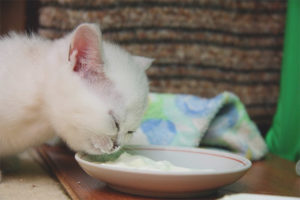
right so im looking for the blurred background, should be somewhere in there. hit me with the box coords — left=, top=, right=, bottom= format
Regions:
left=0, top=0, right=287, bottom=136
left=0, top=0, right=39, bottom=34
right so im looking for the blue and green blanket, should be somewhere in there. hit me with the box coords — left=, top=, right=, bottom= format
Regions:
left=130, top=92, right=268, bottom=160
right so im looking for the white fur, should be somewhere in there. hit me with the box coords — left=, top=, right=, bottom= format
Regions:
left=0, top=24, right=153, bottom=180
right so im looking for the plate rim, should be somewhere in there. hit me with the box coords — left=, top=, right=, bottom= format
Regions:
left=75, top=145, right=252, bottom=176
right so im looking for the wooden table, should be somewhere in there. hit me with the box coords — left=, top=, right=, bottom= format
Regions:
left=37, top=145, right=300, bottom=200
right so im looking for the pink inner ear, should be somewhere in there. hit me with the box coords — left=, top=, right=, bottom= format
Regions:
left=69, top=25, right=103, bottom=75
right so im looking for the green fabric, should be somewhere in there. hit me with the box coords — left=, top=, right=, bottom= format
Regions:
left=266, top=0, right=300, bottom=161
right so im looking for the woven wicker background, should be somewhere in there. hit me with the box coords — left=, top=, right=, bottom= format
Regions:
left=38, top=0, right=286, bottom=135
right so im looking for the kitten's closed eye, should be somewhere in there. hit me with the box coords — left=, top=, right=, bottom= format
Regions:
left=127, top=131, right=134, bottom=134
left=109, top=111, right=120, bottom=132
left=114, top=120, right=120, bottom=132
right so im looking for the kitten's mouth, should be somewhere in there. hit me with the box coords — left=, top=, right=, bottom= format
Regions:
left=111, top=141, right=121, bottom=152
left=90, top=135, right=120, bottom=154
left=113, top=141, right=118, bottom=149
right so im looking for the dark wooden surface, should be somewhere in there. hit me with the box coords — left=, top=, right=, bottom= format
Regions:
left=37, top=145, right=300, bottom=200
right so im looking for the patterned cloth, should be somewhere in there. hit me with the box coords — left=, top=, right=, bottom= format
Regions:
left=130, top=92, right=268, bottom=160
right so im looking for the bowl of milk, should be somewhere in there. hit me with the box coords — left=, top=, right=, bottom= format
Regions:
left=75, top=145, right=251, bottom=198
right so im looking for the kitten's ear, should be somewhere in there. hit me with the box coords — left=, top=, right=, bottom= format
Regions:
left=133, top=56, right=154, bottom=71
left=68, top=23, right=105, bottom=79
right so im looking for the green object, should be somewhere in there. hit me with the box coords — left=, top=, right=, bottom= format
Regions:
left=138, top=92, right=267, bottom=160
left=83, top=148, right=125, bottom=162
left=266, top=0, right=300, bottom=161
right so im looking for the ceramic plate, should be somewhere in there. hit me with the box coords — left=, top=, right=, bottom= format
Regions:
left=75, top=145, right=251, bottom=198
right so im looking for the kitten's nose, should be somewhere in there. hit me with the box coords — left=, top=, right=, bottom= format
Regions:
left=115, top=133, right=132, bottom=147
left=115, top=133, right=126, bottom=147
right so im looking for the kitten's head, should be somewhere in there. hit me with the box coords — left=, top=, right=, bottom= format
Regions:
left=54, top=23, right=153, bottom=154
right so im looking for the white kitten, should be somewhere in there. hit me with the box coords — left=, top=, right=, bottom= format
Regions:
left=0, top=23, right=153, bottom=179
